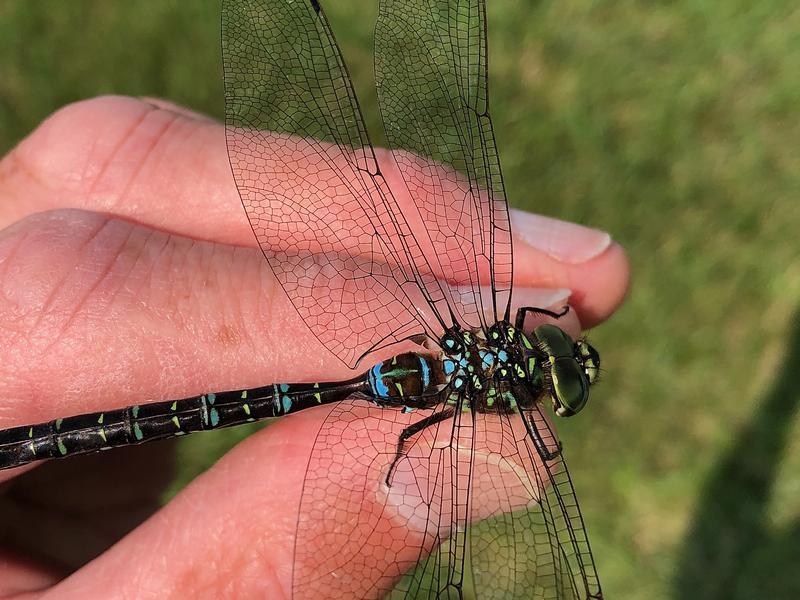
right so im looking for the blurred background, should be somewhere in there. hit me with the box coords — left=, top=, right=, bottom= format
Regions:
left=1, top=1, right=798, bottom=598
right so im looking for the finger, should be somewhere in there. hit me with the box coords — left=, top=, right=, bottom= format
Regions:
left=0, top=211, right=576, bottom=597
left=1, top=441, right=175, bottom=571
left=42, top=402, right=557, bottom=599
left=0, top=550, right=59, bottom=598
left=42, top=409, right=342, bottom=599
left=0, top=210, right=574, bottom=461
left=0, top=96, right=244, bottom=245
left=0, top=210, right=347, bottom=436
left=0, top=96, right=628, bottom=326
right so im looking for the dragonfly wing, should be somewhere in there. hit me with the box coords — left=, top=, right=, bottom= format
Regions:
left=470, top=391, right=602, bottom=599
left=222, top=0, right=455, bottom=367
left=293, top=393, right=476, bottom=599
left=375, top=0, right=514, bottom=328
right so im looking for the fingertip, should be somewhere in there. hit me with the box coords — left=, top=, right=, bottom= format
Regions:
left=569, top=240, right=630, bottom=329
left=511, top=234, right=629, bottom=330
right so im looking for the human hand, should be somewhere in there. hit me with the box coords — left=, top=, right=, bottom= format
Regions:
left=0, top=96, right=628, bottom=598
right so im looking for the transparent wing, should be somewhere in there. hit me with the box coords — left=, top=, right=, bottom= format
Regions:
left=375, top=0, right=514, bottom=328
left=222, top=0, right=456, bottom=367
left=469, top=386, right=603, bottom=599
left=293, top=392, right=475, bottom=599
left=294, top=388, right=602, bottom=599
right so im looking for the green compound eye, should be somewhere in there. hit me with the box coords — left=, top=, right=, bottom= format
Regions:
left=534, top=324, right=596, bottom=417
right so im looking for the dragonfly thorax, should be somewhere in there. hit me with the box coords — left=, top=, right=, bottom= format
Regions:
left=440, top=323, right=528, bottom=395
left=438, top=320, right=600, bottom=418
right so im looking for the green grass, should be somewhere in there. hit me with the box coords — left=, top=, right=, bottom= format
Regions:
left=2, top=1, right=799, bottom=598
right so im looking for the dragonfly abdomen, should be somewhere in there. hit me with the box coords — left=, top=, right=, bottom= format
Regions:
left=0, top=378, right=366, bottom=470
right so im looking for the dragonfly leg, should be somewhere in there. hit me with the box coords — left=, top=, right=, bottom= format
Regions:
left=385, top=407, right=455, bottom=486
left=521, top=410, right=563, bottom=463
left=515, top=305, right=570, bottom=329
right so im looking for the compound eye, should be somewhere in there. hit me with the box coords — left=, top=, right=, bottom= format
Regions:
left=577, top=340, right=601, bottom=384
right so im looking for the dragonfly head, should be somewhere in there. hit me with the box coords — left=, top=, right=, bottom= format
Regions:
left=530, top=324, right=601, bottom=418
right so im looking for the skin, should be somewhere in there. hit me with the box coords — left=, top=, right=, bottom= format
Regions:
left=0, top=96, right=629, bottom=599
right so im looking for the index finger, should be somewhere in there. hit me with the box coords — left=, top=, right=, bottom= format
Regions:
left=0, top=96, right=628, bottom=327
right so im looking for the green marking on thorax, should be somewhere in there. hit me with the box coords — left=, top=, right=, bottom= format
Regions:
left=241, top=390, right=248, bottom=399
left=97, top=413, right=104, bottom=424
left=55, top=418, right=63, bottom=431
left=171, top=416, right=181, bottom=429
left=243, top=403, right=251, bottom=415
left=57, top=438, right=67, bottom=456
left=170, top=401, right=177, bottom=411
left=28, top=427, right=33, bottom=438
left=132, top=406, right=140, bottom=419
left=99, top=429, right=107, bottom=443
left=472, top=375, right=482, bottom=390
left=133, top=423, right=143, bottom=441
left=383, top=366, right=415, bottom=378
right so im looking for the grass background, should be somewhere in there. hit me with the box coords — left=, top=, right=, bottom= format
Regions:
left=1, top=1, right=798, bottom=598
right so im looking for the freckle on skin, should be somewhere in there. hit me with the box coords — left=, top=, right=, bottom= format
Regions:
left=216, top=324, right=241, bottom=346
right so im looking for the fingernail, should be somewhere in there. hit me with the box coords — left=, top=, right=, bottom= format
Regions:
left=443, top=286, right=571, bottom=321
left=510, top=287, right=572, bottom=310
left=510, top=208, right=611, bottom=264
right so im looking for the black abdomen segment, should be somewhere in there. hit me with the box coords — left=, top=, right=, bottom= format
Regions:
left=0, top=377, right=366, bottom=470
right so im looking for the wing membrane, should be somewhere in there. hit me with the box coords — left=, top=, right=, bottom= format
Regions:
left=293, top=393, right=474, bottom=598
left=222, top=0, right=455, bottom=366
left=375, top=0, right=514, bottom=328
left=469, top=386, right=602, bottom=599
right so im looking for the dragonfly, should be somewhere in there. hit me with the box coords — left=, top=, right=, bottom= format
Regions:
left=0, top=0, right=603, bottom=598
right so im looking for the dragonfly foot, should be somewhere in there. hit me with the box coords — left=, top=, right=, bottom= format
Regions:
left=515, top=305, right=571, bottom=329
left=537, top=440, right=563, bottom=462
left=385, top=407, right=455, bottom=487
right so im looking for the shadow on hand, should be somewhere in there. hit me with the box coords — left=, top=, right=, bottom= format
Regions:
left=0, top=439, right=176, bottom=574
